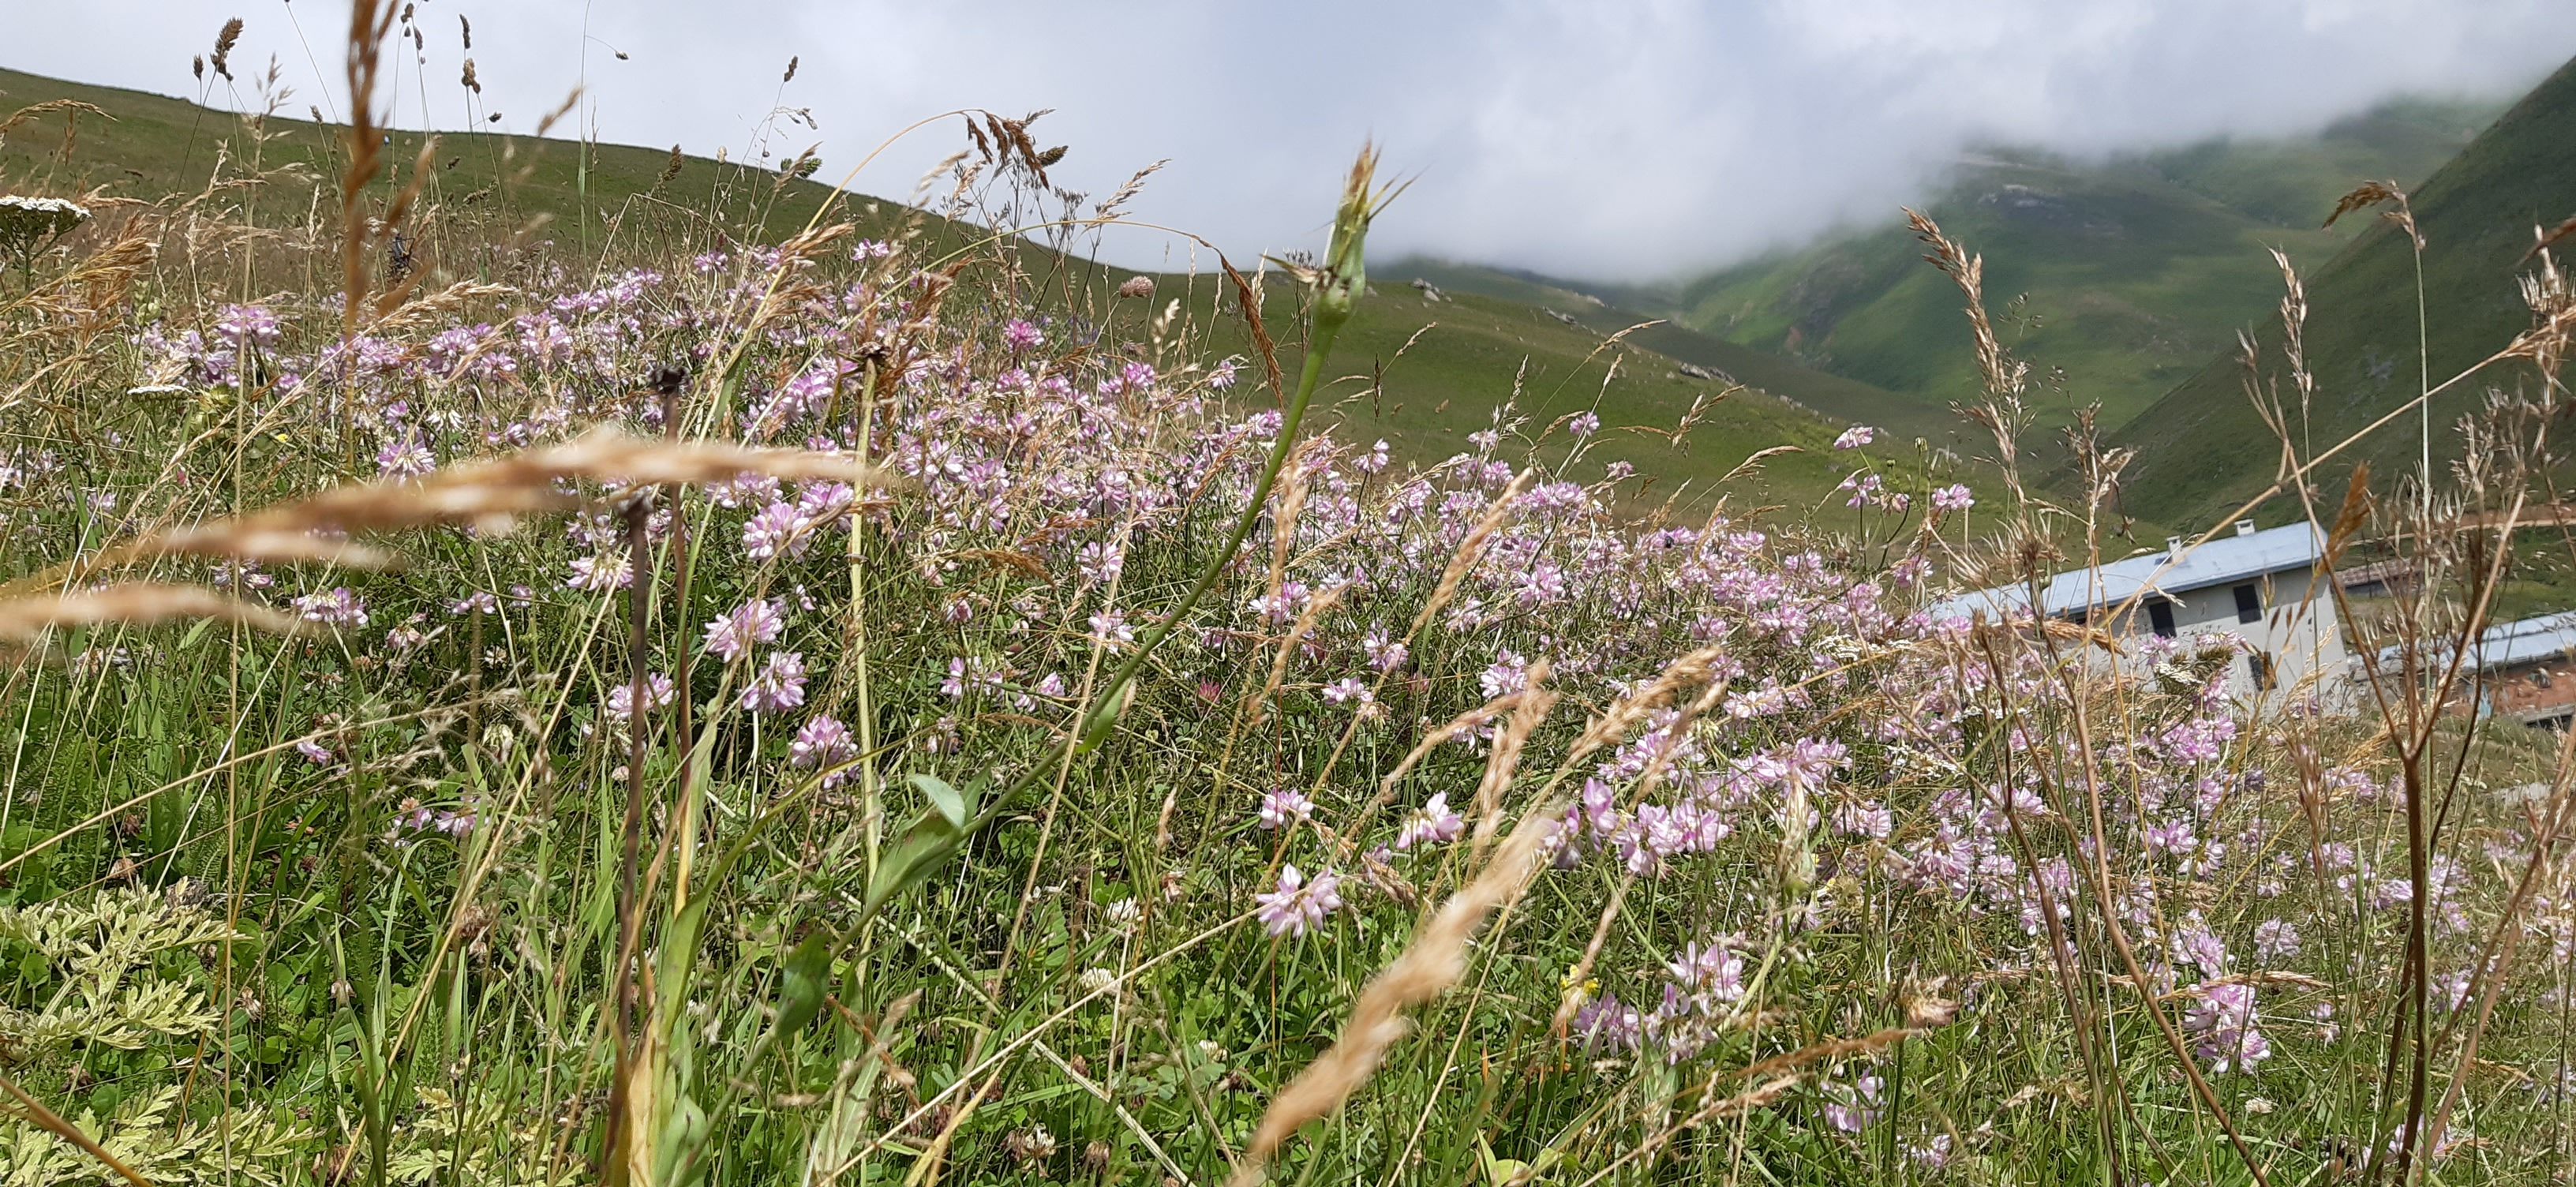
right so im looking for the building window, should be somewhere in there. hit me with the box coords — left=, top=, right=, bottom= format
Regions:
left=2148, top=601, right=2177, bottom=638
left=2233, top=583, right=2262, bottom=624
left=2249, top=652, right=2275, bottom=691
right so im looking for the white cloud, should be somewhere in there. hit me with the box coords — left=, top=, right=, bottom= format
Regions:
left=6, top=0, right=2571, bottom=280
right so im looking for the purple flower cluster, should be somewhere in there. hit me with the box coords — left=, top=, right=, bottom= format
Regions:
left=789, top=714, right=858, bottom=785
left=1255, top=865, right=1344, bottom=938
left=2185, top=982, right=2271, bottom=1073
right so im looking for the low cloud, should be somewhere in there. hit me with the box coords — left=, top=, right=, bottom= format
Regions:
left=11, top=0, right=2574, bottom=280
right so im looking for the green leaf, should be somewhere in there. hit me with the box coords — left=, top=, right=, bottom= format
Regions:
left=909, top=773, right=969, bottom=828
left=1073, top=683, right=1133, bottom=756
left=656, top=1094, right=713, bottom=1187
left=1477, top=1135, right=1561, bottom=1187
left=773, top=931, right=833, bottom=1037
left=655, top=892, right=716, bottom=1011
left=860, top=811, right=964, bottom=921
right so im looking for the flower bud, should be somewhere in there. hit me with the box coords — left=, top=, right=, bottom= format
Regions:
left=1312, top=145, right=1384, bottom=333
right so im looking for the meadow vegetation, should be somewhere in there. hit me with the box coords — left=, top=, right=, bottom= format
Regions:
left=2, top=15, right=2576, bottom=1187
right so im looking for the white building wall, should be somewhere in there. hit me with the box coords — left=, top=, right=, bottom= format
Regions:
left=1935, top=526, right=2362, bottom=714
left=2105, top=567, right=2348, bottom=710
left=2179, top=568, right=2344, bottom=709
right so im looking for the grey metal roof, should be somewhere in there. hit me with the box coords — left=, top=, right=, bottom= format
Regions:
left=1930, top=522, right=2323, bottom=623
left=2375, top=610, right=2576, bottom=673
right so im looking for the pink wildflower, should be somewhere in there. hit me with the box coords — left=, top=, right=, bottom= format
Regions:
left=702, top=599, right=785, bottom=661
left=1258, top=788, right=1313, bottom=829
left=742, top=651, right=809, bottom=714
left=1395, top=792, right=1464, bottom=850
left=1254, top=865, right=1343, bottom=938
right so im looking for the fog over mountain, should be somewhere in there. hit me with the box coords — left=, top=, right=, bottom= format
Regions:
left=10, top=0, right=2576, bottom=279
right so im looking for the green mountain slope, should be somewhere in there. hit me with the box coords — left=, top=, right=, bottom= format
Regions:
left=0, top=66, right=849, bottom=241
left=1386, top=258, right=1960, bottom=447
left=1283, top=281, right=1880, bottom=514
left=2111, top=58, right=2576, bottom=530
left=1575, top=97, right=2499, bottom=437
left=0, top=66, right=1896, bottom=517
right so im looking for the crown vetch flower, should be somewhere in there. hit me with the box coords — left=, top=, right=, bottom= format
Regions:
left=1254, top=864, right=1344, bottom=938
left=605, top=673, right=676, bottom=722
left=1257, top=787, right=1313, bottom=829
left=790, top=713, right=858, bottom=784
left=1395, top=792, right=1464, bottom=850
left=742, top=651, right=809, bottom=714
left=293, top=587, right=372, bottom=628
left=1823, top=1075, right=1885, bottom=1133
left=567, top=552, right=633, bottom=591
left=703, top=598, right=784, bottom=661
left=743, top=500, right=811, bottom=560
left=2185, top=982, right=2271, bottom=1073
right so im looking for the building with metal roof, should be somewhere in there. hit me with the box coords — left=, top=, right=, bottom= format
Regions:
left=2370, top=611, right=2576, bottom=728
left=1931, top=519, right=2351, bottom=708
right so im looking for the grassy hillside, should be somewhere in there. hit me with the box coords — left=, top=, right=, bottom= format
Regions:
left=0, top=66, right=1914, bottom=522
left=2113, top=58, right=2576, bottom=529
left=1570, top=97, right=2499, bottom=439
left=1272, top=283, right=1877, bottom=515
left=0, top=66, right=846, bottom=246
left=1386, top=258, right=1964, bottom=448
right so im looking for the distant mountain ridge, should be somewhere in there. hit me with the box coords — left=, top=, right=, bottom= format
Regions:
left=1525, top=94, right=2506, bottom=440
left=2102, top=57, right=2576, bottom=529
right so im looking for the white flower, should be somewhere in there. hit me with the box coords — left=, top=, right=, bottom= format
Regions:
left=0, top=196, right=90, bottom=261
left=0, top=195, right=92, bottom=230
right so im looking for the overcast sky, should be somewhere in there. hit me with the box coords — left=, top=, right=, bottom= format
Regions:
left=9, top=1, right=2576, bottom=280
